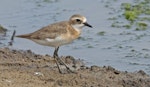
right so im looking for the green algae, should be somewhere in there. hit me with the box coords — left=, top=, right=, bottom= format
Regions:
left=108, top=0, right=150, bottom=30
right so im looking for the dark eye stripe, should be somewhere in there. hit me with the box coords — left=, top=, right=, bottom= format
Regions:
left=76, top=19, right=81, bottom=22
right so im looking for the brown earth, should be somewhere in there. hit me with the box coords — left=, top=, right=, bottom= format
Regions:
left=0, top=47, right=150, bottom=87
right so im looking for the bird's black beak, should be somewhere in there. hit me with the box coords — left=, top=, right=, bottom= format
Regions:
left=83, top=22, right=92, bottom=28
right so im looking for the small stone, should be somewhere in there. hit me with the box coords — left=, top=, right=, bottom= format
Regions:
left=91, top=65, right=100, bottom=72
left=137, top=70, right=146, bottom=76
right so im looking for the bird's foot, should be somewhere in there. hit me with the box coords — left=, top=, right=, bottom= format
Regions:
left=54, top=56, right=77, bottom=74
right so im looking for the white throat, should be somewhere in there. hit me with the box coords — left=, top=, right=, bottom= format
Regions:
left=72, top=24, right=84, bottom=29
left=71, top=24, right=84, bottom=33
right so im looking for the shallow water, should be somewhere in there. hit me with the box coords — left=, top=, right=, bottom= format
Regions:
left=1, top=0, right=150, bottom=74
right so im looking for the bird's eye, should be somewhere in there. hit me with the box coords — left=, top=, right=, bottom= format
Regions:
left=76, top=19, right=81, bottom=22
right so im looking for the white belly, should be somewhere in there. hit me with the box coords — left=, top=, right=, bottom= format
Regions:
left=31, top=37, right=73, bottom=47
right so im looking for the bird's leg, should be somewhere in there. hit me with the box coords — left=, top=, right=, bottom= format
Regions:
left=53, top=47, right=62, bottom=73
left=53, top=47, right=74, bottom=73
left=53, top=47, right=59, bottom=58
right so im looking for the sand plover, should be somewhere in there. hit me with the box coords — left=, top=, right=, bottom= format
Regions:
left=16, top=14, right=92, bottom=73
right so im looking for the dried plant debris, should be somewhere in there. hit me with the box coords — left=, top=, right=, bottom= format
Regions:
left=0, top=25, right=7, bottom=34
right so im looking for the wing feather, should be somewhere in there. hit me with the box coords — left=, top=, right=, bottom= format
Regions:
left=17, top=21, right=69, bottom=40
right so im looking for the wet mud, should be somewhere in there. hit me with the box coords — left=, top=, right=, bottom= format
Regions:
left=0, top=47, right=150, bottom=87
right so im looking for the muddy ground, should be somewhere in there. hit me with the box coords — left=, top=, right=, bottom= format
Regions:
left=0, top=47, right=150, bottom=87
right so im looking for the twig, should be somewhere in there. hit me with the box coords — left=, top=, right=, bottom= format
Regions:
left=8, top=30, right=16, bottom=46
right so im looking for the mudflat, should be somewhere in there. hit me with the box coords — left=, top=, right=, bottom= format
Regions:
left=0, top=47, right=150, bottom=87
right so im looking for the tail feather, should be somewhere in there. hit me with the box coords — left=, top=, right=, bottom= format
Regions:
left=16, top=34, right=31, bottom=38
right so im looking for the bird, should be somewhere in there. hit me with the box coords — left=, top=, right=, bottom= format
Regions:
left=16, top=14, right=92, bottom=73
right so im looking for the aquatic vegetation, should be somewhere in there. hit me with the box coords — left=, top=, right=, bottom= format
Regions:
left=97, top=31, right=106, bottom=36
left=108, top=0, right=150, bottom=30
left=87, top=45, right=94, bottom=48
left=136, top=22, right=148, bottom=30
left=122, top=3, right=131, bottom=10
left=122, top=24, right=131, bottom=29
left=124, top=11, right=137, bottom=21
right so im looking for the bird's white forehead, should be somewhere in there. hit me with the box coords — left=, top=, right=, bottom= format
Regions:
left=72, top=17, right=87, bottom=22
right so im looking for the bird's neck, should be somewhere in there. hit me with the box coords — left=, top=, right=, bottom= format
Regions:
left=71, top=24, right=83, bottom=34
